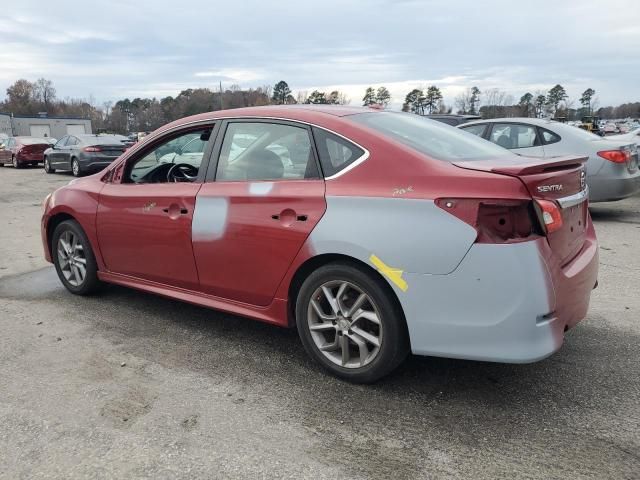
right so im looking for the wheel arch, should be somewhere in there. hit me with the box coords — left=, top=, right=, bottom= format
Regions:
left=287, top=253, right=408, bottom=338
left=46, top=212, right=77, bottom=258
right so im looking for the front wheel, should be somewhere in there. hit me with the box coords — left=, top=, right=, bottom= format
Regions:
left=44, top=156, right=55, bottom=173
left=71, top=158, right=82, bottom=177
left=52, top=220, right=101, bottom=295
left=12, top=155, right=21, bottom=169
left=295, top=262, right=409, bottom=383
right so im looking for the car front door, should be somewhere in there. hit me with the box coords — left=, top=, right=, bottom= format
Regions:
left=96, top=124, right=216, bottom=290
left=487, top=122, right=546, bottom=157
left=192, top=119, right=327, bottom=306
left=64, top=136, right=79, bottom=168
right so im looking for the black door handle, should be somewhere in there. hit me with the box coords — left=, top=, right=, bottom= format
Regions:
left=163, top=207, right=189, bottom=214
left=271, top=213, right=308, bottom=221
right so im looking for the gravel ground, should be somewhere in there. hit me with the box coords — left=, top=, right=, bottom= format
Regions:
left=0, top=166, right=639, bottom=479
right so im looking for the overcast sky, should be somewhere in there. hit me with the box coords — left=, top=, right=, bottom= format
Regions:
left=1, top=0, right=638, bottom=110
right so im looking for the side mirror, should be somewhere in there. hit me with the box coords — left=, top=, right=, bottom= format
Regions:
left=0, top=144, right=5, bottom=150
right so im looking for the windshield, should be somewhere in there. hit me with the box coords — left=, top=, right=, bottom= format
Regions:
left=350, top=112, right=513, bottom=161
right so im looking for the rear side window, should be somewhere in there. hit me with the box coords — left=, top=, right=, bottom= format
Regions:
left=312, top=127, right=365, bottom=177
left=540, top=128, right=561, bottom=145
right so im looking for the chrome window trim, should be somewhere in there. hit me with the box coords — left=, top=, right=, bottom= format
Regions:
left=145, top=115, right=371, bottom=180
left=557, top=187, right=589, bottom=209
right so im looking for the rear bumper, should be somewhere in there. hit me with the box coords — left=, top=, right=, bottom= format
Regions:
left=588, top=171, right=640, bottom=202
left=16, top=153, right=44, bottom=162
left=399, top=223, right=598, bottom=363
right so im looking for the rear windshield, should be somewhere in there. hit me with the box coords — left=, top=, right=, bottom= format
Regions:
left=17, top=137, right=48, bottom=145
left=79, top=135, right=127, bottom=146
left=350, top=112, right=513, bottom=161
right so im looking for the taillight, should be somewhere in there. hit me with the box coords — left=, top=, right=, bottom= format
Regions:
left=435, top=198, right=542, bottom=243
left=597, top=150, right=630, bottom=163
left=83, top=146, right=102, bottom=152
left=534, top=199, right=563, bottom=233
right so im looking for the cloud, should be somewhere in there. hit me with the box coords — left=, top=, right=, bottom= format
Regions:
left=0, top=0, right=638, bottom=109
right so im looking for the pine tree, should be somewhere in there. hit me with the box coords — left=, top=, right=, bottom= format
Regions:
left=362, top=87, right=376, bottom=106
left=271, top=80, right=291, bottom=105
left=424, top=86, right=442, bottom=114
left=375, top=86, right=391, bottom=107
left=580, top=88, right=596, bottom=116
left=546, top=84, right=568, bottom=115
left=519, top=92, right=533, bottom=117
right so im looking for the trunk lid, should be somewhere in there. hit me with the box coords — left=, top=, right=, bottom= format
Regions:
left=454, top=155, right=589, bottom=265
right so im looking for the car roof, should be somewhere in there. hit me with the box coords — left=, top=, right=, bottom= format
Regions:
left=461, top=117, right=559, bottom=127
left=427, top=114, right=481, bottom=119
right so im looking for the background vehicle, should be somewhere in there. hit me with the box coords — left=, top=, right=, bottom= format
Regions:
left=579, top=115, right=603, bottom=136
left=424, top=114, right=481, bottom=126
left=0, top=136, right=50, bottom=168
left=459, top=118, right=640, bottom=202
left=42, top=106, right=598, bottom=383
left=44, top=134, right=129, bottom=176
left=607, top=127, right=640, bottom=147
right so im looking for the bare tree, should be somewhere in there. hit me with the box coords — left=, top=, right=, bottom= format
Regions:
left=33, top=78, right=56, bottom=110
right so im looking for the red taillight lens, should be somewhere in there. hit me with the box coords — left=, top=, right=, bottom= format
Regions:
left=83, top=146, right=101, bottom=152
left=435, top=198, right=541, bottom=243
left=534, top=199, right=563, bottom=233
left=597, top=150, right=630, bottom=163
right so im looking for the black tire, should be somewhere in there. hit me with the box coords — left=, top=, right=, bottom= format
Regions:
left=295, top=262, right=409, bottom=383
left=44, top=156, right=55, bottom=173
left=71, top=158, right=82, bottom=177
left=12, top=155, right=22, bottom=169
left=52, top=220, right=101, bottom=295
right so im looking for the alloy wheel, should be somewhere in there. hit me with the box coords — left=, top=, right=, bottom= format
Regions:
left=307, top=280, right=383, bottom=368
left=72, top=159, right=80, bottom=176
left=57, top=230, right=87, bottom=287
left=12, top=156, right=17, bottom=168
left=44, top=157, right=51, bottom=173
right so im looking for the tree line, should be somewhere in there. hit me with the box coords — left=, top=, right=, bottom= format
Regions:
left=0, top=79, right=351, bottom=134
left=1, top=78, right=638, bottom=135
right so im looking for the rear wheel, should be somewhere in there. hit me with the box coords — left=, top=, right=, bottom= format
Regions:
left=44, top=156, right=55, bottom=173
left=52, top=220, right=101, bottom=295
left=295, top=262, right=409, bottom=383
left=71, top=158, right=81, bottom=177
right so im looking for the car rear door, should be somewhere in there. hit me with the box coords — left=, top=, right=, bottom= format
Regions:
left=192, top=119, right=326, bottom=306
left=49, top=136, right=69, bottom=168
left=96, top=124, right=216, bottom=290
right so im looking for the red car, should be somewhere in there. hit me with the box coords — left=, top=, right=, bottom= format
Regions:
left=0, top=136, right=51, bottom=168
left=41, top=106, right=598, bottom=382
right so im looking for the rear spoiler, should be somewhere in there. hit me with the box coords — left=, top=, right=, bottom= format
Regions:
left=453, top=155, right=588, bottom=176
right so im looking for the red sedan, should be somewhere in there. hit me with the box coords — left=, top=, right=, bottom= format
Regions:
left=0, top=136, right=51, bottom=168
left=41, top=106, right=598, bottom=382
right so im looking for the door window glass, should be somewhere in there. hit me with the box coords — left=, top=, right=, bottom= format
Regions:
left=125, top=128, right=211, bottom=184
left=540, top=128, right=561, bottom=145
left=312, top=128, right=364, bottom=177
left=490, top=124, right=539, bottom=149
left=216, top=122, right=316, bottom=181
left=460, top=124, right=487, bottom=137
left=66, top=136, right=79, bottom=146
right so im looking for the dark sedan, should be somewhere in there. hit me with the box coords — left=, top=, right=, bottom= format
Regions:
left=44, top=134, right=130, bottom=176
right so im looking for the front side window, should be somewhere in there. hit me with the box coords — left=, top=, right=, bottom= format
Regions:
left=55, top=136, right=69, bottom=148
left=460, top=124, right=488, bottom=137
left=489, top=123, right=539, bottom=149
left=125, top=128, right=211, bottom=184
left=350, top=112, right=512, bottom=162
left=67, top=136, right=79, bottom=146
left=216, top=122, right=316, bottom=181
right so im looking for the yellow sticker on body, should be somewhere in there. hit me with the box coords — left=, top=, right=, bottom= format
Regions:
left=369, top=254, right=408, bottom=292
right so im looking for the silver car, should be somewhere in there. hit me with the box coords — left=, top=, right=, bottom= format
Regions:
left=459, top=118, right=640, bottom=202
